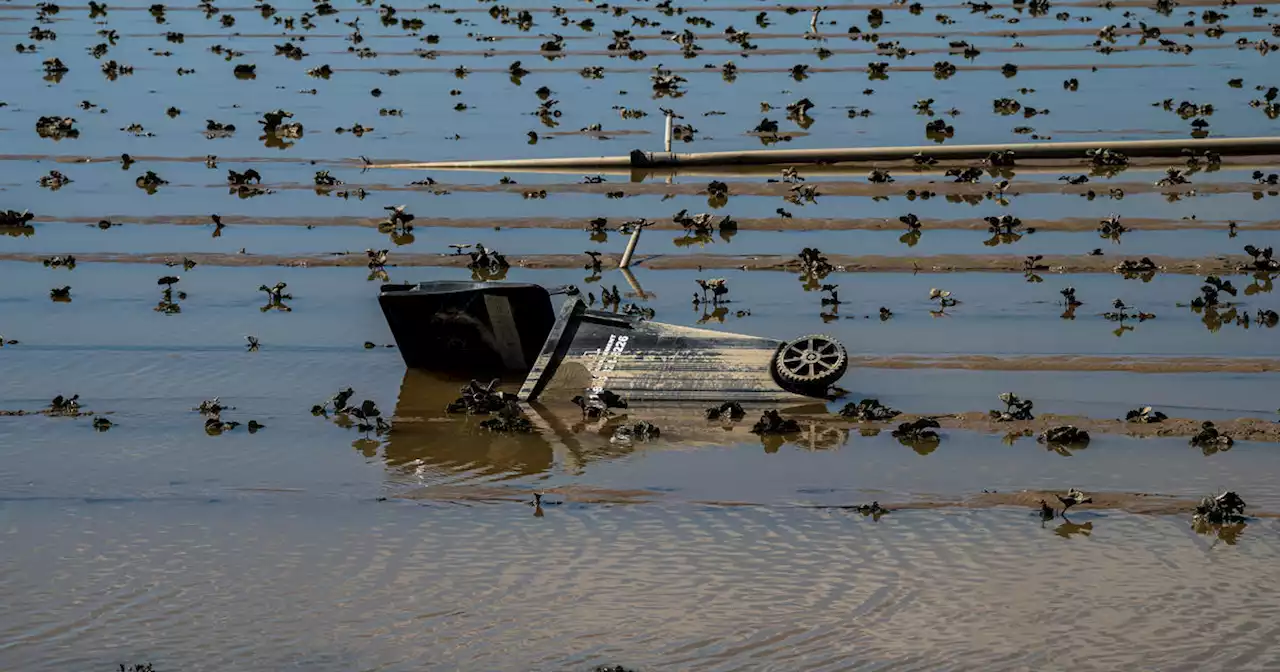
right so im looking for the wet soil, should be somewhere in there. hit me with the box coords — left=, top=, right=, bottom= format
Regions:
left=0, top=250, right=1255, bottom=273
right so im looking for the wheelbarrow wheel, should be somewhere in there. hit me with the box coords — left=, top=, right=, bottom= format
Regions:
left=774, top=334, right=848, bottom=391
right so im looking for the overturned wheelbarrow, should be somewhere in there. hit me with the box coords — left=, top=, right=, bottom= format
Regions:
left=379, top=281, right=848, bottom=402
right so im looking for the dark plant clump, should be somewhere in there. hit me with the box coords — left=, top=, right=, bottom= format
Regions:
left=36, top=115, right=78, bottom=140
left=751, top=410, right=800, bottom=434
left=1190, top=421, right=1233, bottom=450
left=478, top=401, right=534, bottom=433
left=611, top=420, right=661, bottom=443
left=1038, top=425, right=1090, bottom=446
left=312, top=387, right=356, bottom=416
left=1086, top=147, right=1129, bottom=168
left=1191, top=275, right=1237, bottom=309
left=990, top=393, right=1034, bottom=421
left=446, top=379, right=513, bottom=414
left=705, top=401, right=746, bottom=420
left=1114, top=257, right=1158, bottom=279
left=572, top=390, right=628, bottom=419
left=1, top=209, right=36, bottom=227
left=839, top=398, right=901, bottom=421
left=1126, top=406, right=1168, bottom=423
left=1193, top=490, right=1247, bottom=525
left=1243, top=245, right=1279, bottom=271
left=48, top=394, right=81, bottom=415
left=466, top=243, right=510, bottom=279
left=1097, top=214, right=1127, bottom=241
left=797, top=247, right=835, bottom=280
left=852, top=501, right=889, bottom=517
left=891, top=417, right=941, bottom=441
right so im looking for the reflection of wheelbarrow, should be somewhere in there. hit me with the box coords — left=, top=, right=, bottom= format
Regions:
left=384, top=370, right=844, bottom=482
left=379, top=281, right=849, bottom=403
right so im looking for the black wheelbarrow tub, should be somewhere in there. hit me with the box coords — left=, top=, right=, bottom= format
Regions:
left=378, top=281, right=557, bottom=374
left=379, top=281, right=848, bottom=403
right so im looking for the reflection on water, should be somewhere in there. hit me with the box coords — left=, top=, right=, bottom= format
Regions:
left=1054, top=520, right=1095, bottom=539
left=385, top=371, right=854, bottom=483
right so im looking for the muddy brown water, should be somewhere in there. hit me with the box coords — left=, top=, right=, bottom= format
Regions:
left=3, top=0, right=1280, bottom=668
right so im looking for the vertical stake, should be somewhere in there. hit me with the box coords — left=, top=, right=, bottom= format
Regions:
left=619, top=225, right=643, bottom=269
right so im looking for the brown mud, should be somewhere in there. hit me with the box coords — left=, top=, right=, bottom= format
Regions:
left=27, top=213, right=1280, bottom=232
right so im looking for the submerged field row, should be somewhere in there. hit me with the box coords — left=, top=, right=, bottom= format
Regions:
left=0, top=250, right=1264, bottom=274
left=20, top=213, right=1276, bottom=231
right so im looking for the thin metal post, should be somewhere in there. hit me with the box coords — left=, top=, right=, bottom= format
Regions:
left=619, top=225, right=643, bottom=268
left=664, top=113, right=674, bottom=153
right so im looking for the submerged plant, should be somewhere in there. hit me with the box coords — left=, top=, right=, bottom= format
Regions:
left=1243, top=244, right=1279, bottom=271
left=1113, top=257, right=1158, bottom=281
left=258, top=282, right=292, bottom=312
left=312, top=387, right=356, bottom=416
left=705, top=401, right=746, bottom=421
left=1097, top=214, right=1127, bottom=242
left=1125, top=406, right=1169, bottom=423
left=1193, top=490, right=1247, bottom=525
left=1190, top=421, right=1233, bottom=453
left=751, top=410, right=800, bottom=434
left=466, top=243, right=509, bottom=281
left=1038, top=426, right=1090, bottom=454
left=694, top=278, right=729, bottom=305
left=572, top=389, right=628, bottom=420
left=928, top=287, right=957, bottom=312
left=990, top=393, right=1034, bottom=421
left=610, top=421, right=661, bottom=444
left=891, top=418, right=941, bottom=453
left=839, top=398, right=901, bottom=421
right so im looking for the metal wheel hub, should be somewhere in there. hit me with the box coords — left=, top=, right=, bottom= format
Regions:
left=774, top=334, right=848, bottom=388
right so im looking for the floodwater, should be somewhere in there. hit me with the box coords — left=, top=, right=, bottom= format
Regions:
left=3, top=0, right=1280, bottom=668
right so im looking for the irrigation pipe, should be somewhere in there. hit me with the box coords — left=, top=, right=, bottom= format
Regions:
left=372, top=136, right=1280, bottom=171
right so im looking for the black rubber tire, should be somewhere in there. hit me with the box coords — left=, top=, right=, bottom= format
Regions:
left=773, top=334, right=848, bottom=391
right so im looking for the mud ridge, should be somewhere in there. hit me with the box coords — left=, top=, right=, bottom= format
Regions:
left=31, top=213, right=1279, bottom=232
left=0, top=251, right=1255, bottom=274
